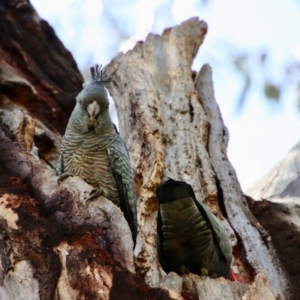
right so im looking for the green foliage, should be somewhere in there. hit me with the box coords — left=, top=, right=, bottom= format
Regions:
left=264, top=82, right=280, bottom=101
left=232, top=49, right=300, bottom=111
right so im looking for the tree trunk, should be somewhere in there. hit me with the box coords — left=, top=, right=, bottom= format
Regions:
left=0, top=1, right=292, bottom=299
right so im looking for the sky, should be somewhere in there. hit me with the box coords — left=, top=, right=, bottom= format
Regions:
left=30, top=0, right=300, bottom=192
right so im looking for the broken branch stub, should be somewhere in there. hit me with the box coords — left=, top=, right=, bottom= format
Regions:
left=107, top=17, right=288, bottom=299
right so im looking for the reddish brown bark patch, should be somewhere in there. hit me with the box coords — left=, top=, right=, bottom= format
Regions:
left=110, top=269, right=173, bottom=300
left=0, top=0, right=83, bottom=134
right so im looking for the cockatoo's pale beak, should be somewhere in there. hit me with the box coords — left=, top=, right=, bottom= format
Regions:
left=87, top=101, right=100, bottom=125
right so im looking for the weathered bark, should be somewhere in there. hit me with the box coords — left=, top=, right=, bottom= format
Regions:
left=106, top=17, right=288, bottom=299
left=0, top=1, right=292, bottom=299
left=247, top=142, right=300, bottom=299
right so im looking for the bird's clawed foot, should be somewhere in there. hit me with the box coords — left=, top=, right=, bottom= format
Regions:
left=57, top=173, right=73, bottom=184
left=86, top=187, right=108, bottom=203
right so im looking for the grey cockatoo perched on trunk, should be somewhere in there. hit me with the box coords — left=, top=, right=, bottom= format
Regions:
left=156, top=179, right=232, bottom=279
left=56, top=64, right=137, bottom=243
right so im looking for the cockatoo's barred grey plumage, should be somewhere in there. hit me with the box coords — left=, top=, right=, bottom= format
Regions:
left=156, top=179, right=232, bottom=279
left=56, top=64, right=137, bottom=243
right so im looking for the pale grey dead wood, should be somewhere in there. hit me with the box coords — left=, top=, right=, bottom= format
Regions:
left=106, top=17, right=287, bottom=299
left=107, top=17, right=210, bottom=286
left=195, top=64, right=287, bottom=297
